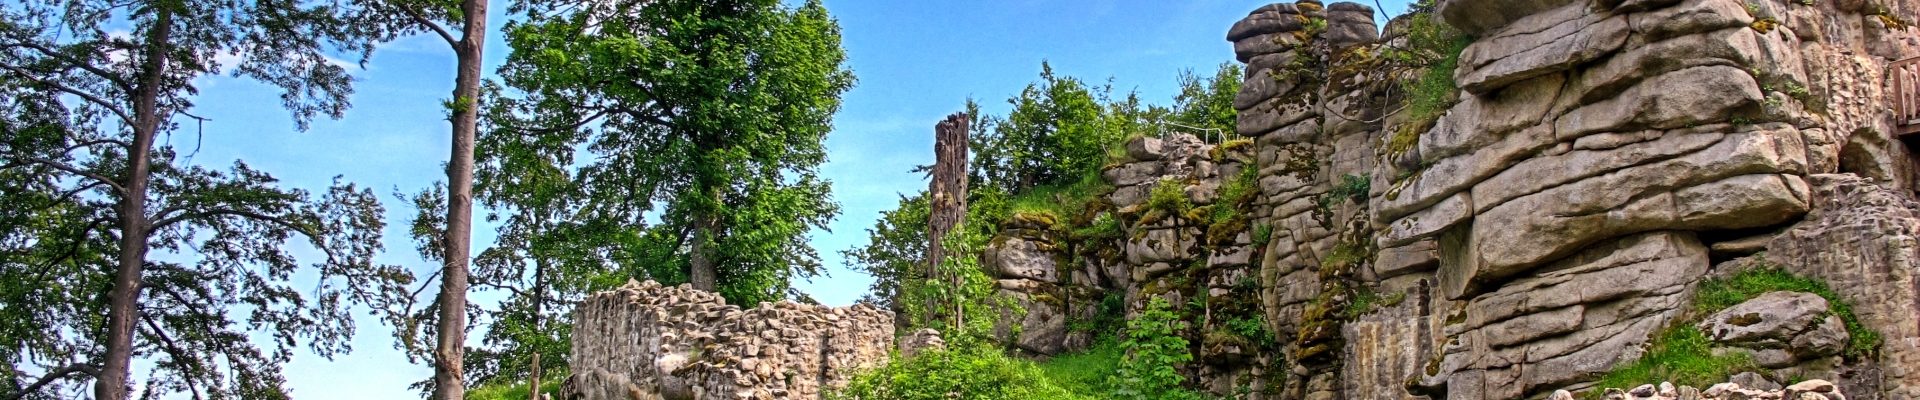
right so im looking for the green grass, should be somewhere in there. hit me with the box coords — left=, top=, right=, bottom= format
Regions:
left=835, top=346, right=1095, bottom=400
left=1386, top=6, right=1471, bottom=156
left=1589, top=264, right=1884, bottom=397
left=1008, top=170, right=1112, bottom=225
left=1037, top=340, right=1125, bottom=396
left=1591, top=326, right=1757, bottom=396
left=467, top=379, right=561, bottom=400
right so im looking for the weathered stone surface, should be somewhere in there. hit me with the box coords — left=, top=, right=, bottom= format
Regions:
left=899, top=328, right=944, bottom=357
left=994, top=280, right=1070, bottom=355
left=1765, top=174, right=1920, bottom=399
left=1698, top=291, right=1831, bottom=348
left=1228, top=5, right=1305, bottom=42
left=1424, top=232, right=1707, bottom=397
left=1455, top=2, right=1630, bottom=94
left=1437, top=0, right=1582, bottom=35
left=984, top=234, right=1059, bottom=283
left=565, top=280, right=893, bottom=400
left=1127, top=136, right=1167, bottom=161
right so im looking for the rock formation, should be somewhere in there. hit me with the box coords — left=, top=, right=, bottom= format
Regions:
left=563, top=280, right=893, bottom=400
left=973, top=0, right=1920, bottom=398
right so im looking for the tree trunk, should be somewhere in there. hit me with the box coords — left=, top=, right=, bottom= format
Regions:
left=925, top=112, right=970, bottom=329
left=431, top=0, right=488, bottom=398
left=688, top=210, right=718, bottom=292
left=527, top=243, right=547, bottom=400
left=96, top=8, right=172, bottom=400
left=527, top=353, right=542, bottom=400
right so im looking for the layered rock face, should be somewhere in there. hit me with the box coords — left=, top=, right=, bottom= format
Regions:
left=981, top=0, right=1920, bottom=398
left=564, top=280, right=893, bottom=400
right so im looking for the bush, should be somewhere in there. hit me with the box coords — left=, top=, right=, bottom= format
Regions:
left=1384, top=1, right=1471, bottom=156
left=1146, top=179, right=1193, bottom=214
left=833, top=346, right=1091, bottom=400
left=1110, top=298, right=1203, bottom=400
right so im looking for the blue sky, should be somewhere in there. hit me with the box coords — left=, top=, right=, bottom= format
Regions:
left=170, top=0, right=1413, bottom=398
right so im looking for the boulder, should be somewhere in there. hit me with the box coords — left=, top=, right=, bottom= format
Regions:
left=1697, top=291, right=1831, bottom=347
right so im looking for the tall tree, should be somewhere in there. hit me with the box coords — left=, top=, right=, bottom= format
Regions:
left=493, top=0, right=854, bottom=305
left=454, top=80, right=631, bottom=392
left=0, top=1, right=406, bottom=398
left=968, top=63, right=1128, bottom=194
left=350, top=0, right=490, bottom=396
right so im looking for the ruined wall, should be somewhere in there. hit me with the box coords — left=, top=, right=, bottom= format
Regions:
left=564, top=280, right=894, bottom=400
left=983, top=0, right=1920, bottom=398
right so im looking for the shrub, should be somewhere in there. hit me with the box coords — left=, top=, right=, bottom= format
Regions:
left=1146, top=179, right=1193, bottom=214
left=1110, top=298, right=1204, bottom=400
left=833, top=346, right=1091, bottom=400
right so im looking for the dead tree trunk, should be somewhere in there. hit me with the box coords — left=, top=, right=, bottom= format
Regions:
left=926, top=112, right=970, bottom=328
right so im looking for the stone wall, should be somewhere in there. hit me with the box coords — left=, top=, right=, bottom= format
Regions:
left=563, top=280, right=893, bottom=400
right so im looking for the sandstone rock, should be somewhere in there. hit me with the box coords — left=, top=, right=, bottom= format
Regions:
left=1765, top=174, right=1920, bottom=398
left=1698, top=291, right=1831, bottom=347
left=899, top=328, right=945, bottom=357
left=1228, top=5, right=1305, bottom=42
left=983, top=234, right=1059, bottom=283
left=1455, top=2, right=1630, bottom=94
left=1127, top=136, right=1167, bottom=161
left=1104, top=162, right=1162, bottom=186
left=1438, top=0, right=1584, bottom=35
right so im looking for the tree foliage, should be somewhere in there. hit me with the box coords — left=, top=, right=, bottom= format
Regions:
left=1110, top=297, right=1201, bottom=400
left=1167, top=63, right=1242, bottom=140
left=0, top=0, right=405, bottom=397
left=968, top=62, right=1134, bottom=194
left=842, top=192, right=929, bottom=314
left=491, top=0, right=854, bottom=306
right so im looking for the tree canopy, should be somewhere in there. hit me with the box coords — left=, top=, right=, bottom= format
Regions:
left=0, top=0, right=407, bottom=397
left=489, top=0, right=855, bottom=306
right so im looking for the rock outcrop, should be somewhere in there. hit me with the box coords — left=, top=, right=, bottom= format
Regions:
left=564, top=280, right=894, bottom=400
left=1559, top=379, right=1848, bottom=400
left=1698, top=291, right=1851, bottom=369
left=975, top=0, right=1920, bottom=398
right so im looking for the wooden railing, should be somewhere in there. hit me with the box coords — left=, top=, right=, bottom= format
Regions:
left=1897, top=57, right=1920, bottom=135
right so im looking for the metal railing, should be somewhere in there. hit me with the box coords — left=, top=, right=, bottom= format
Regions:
left=1897, top=57, right=1920, bottom=136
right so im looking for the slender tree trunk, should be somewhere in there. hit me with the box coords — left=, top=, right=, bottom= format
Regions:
left=526, top=243, right=547, bottom=400
left=431, top=0, right=488, bottom=398
left=96, top=9, right=172, bottom=400
left=688, top=210, right=718, bottom=291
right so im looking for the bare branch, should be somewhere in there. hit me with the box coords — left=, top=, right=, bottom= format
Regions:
left=65, top=138, right=131, bottom=152
left=3, top=363, right=99, bottom=400
left=396, top=5, right=459, bottom=49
